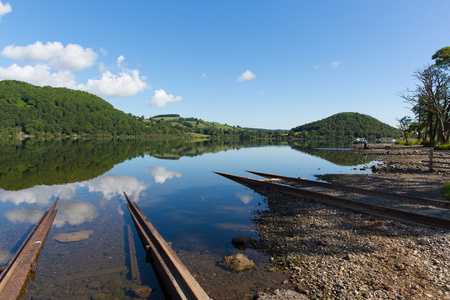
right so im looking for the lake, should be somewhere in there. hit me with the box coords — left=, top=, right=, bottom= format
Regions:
left=0, top=139, right=378, bottom=299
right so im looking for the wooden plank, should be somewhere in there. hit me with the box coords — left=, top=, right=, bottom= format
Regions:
left=246, top=170, right=450, bottom=209
left=127, top=224, right=140, bottom=281
left=215, top=172, right=450, bottom=230
left=0, top=199, right=58, bottom=300
left=124, top=193, right=210, bottom=300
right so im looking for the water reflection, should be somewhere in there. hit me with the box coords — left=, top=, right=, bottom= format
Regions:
left=147, top=166, right=182, bottom=184
left=79, top=175, right=149, bottom=202
left=236, top=192, right=254, bottom=204
left=0, top=139, right=383, bottom=299
left=289, top=140, right=375, bottom=166
left=53, top=200, right=98, bottom=227
left=4, top=206, right=44, bottom=224
left=0, top=184, right=74, bottom=205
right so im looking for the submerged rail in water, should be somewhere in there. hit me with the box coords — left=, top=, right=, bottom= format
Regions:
left=124, top=192, right=211, bottom=300
left=0, top=198, right=58, bottom=299
left=214, top=172, right=450, bottom=230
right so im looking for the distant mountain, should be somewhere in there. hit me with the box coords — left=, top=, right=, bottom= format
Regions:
left=291, top=112, right=401, bottom=139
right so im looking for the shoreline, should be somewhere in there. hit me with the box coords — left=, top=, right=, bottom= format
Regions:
left=255, top=145, right=450, bottom=300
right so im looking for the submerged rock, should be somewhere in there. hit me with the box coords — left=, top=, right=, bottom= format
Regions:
left=52, top=230, right=93, bottom=243
left=131, top=286, right=154, bottom=298
left=231, top=236, right=257, bottom=250
left=222, top=253, right=254, bottom=272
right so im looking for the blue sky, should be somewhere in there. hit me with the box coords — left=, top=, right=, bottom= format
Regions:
left=0, top=1, right=449, bottom=129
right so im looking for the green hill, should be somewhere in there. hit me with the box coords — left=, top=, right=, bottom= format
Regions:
left=0, top=80, right=158, bottom=136
left=291, top=112, right=401, bottom=139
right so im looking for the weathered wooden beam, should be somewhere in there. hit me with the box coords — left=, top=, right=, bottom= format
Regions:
left=127, top=224, right=140, bottom=281
left=0, top=199, right=58, bottom=300
left=246, top=170, right=450, bottom=209
left=124, top=192, right=210, bottom=300
left=215, top=172, right=450, bottom=230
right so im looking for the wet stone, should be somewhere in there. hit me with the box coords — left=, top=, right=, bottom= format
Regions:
left=131, top=286, right=154, bottom=298
left=222, top=253, right=255, bottom=272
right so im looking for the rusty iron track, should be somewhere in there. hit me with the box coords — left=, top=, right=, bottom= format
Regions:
left=124, top=192, right=211, bottom=300
left=246, top=170, right=450, bottom=209
left=214, top=172, right=450, bottom=230
left=0, top=198, right=58, bottom=300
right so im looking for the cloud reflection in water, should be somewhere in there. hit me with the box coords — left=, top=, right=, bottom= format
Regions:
left=78, top=175, right=149, bottom=201
left=0, top=185, right=76, bottom=206
left=235, top=193, right=253, bottom=205
left=53, top=200, right=98, bottom=228
left=147, top=166, right=182, bottom=184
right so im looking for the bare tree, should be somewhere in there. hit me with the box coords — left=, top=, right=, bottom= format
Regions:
left=401, top=65, right=450, bottom=145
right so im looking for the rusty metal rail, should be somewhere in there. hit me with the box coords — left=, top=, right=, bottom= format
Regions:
left=246, top=170, right=450, bottom=209
left=124, top=192, right=210, bottom=300
left=0, top=198, right=58, bottom=299
left=214, top=172, right=450, bottom=230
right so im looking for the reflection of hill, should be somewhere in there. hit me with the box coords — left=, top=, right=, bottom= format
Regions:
left=289, top=141, right=376, bottom=166
left=146, top=139, right=283, bottom=160
left=0, top=139, right=282, bottom=190
left=0, top=139, right=151, bottom=190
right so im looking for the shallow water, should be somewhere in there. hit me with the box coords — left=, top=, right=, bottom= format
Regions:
left=0, top=139, right=377, bottom=299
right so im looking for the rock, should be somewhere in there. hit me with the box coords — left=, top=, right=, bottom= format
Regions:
left=91, top=293, right=106, bottom=300
left=231, top=236, right=257, bottom=250
left=131, top=286, right=154, bottom=298
left=52, top=230, right=93, bottom=243
left=255, top=289, right=308, bottom=299
left=222, top=253, right=254, bottom=272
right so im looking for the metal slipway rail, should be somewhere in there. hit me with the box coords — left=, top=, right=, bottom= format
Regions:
left=214, top=171, right=450, bottom=230
left=124, top=192, right=211, bottom=300
left=0, top=198, right=58, bottom=300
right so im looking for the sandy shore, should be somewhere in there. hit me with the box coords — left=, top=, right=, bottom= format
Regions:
left=254, top=144, right=450, bottom=300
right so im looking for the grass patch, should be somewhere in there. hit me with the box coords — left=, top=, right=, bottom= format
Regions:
left=436, top=144, right=450, bottom=150
left=442, top=182, right=450, bottom=200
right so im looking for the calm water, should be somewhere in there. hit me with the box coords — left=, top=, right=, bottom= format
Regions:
left=0, top=139, right=377, bottom=299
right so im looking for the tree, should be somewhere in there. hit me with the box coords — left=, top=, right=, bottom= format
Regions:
left=432, top=46, right=450, bottom=69
left=401, top=65, right=450, bottom=145
left=396, top=116, right=413, bottom=145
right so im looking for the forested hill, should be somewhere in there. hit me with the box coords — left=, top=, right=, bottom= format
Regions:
left=0, top=80, right=153, bottom=136
left=291, top=112, right=401, bottom=139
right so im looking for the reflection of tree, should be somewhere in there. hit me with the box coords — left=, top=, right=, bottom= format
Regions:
left=289, top=141, right=376, bottom=166
left=0, top=139, right=152, bottom=190
left=0, top=139, right=283, bottom=191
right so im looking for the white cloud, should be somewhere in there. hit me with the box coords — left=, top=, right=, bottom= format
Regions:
left=237, top=70, right=255, bottom=82
left=117, top=55, right=125, bottom=66
left=0, top=1, right=12, bottom=19
left=79, top=69, right=149, bottom=97
left=0, top=64, right=77, bottom=88
left=100, top=47, right=108, bottom=56
left=51, top=44, right=98, bottom=71
left=1, top=41, right=97, bottom=71
left=235, top=193, right=253, bottom=204
left=330, top=61, right=342, bottom=68
left=201, top=72, right=208, bottom=79
left=147, top=89, right=182, bottom=107
left=147, top=166, right=182, bottom=184
left=0, top=41, right=150, bottom=98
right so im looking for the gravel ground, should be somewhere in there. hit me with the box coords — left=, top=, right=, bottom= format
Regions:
left=253, top=144, right=450, bottom=300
